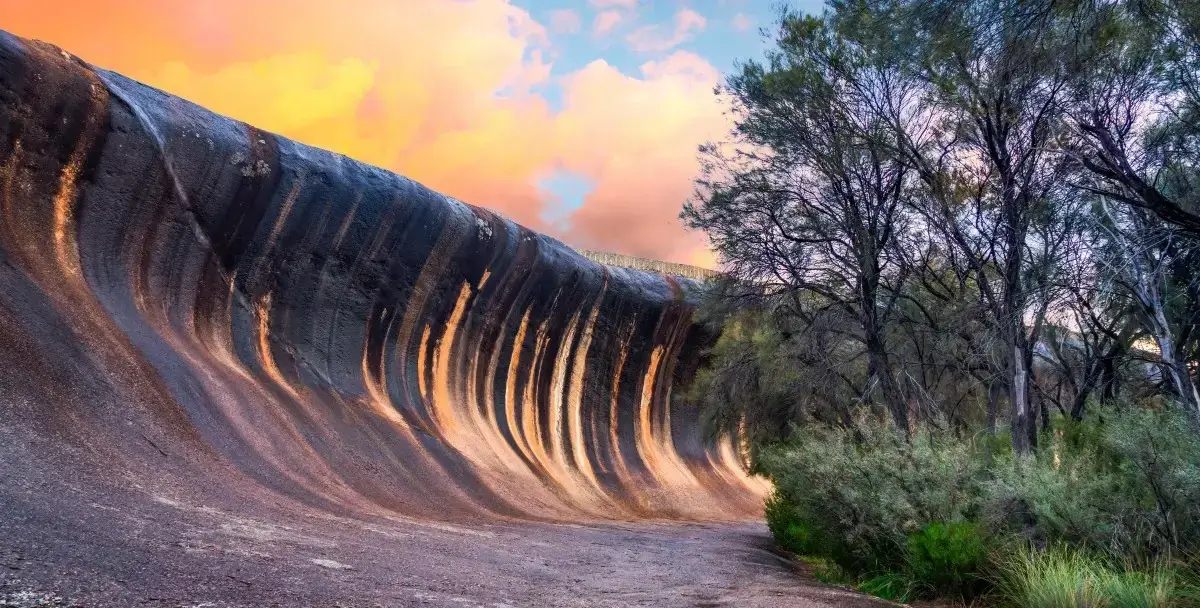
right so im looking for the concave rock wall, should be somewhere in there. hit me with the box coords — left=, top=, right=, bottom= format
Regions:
left=0, top=31, right=764, bottom=522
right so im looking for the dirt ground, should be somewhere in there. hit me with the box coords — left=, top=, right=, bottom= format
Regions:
left=1, top=483, right=882, bottom=608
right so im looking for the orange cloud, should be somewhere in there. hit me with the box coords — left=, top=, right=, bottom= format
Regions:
left=4, top=0, right=726, bottom=268
left=557, top=52, right=726, bottom=263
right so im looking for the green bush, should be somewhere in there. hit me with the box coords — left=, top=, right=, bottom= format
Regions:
left=906, top=521, right=988, bottom=598
left=983, top=406, right=1200, bottom=562
left=758, top=413, right=985, bottom=574
left=755, top=403, right=1200, bottom=603
left=764, top=490, right=819, bottom=555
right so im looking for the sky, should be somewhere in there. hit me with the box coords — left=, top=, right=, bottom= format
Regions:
left=5, top=0, right=821, bottom=268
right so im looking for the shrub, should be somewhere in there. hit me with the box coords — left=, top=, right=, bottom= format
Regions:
left=906, top=521, right=988, bottom=598
left=1099, top=406, right=1200, bottom=558
left=756, top=402, right=1200, bottom=603
left=758, top=413, right=984, bottom=574
left=764, top=490, right=819, bottom=555
left=983, top=406, right=1200, bottom=562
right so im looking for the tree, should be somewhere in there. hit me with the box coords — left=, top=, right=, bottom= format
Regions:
left=842, top=0, right=1082, bottom=453
left=1097, top=201, right=1200, bottom=420
left=1064, top=0, right=1200, bottom=234
left=683, top=10, right=921, bottom=431
left=1060, top=0, right=1200, bottom=420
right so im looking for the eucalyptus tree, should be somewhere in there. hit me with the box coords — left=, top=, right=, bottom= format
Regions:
left=835, top=0, right=1084, bottom=453
left=683, top=9, right=922, bottom=431
left=1064, top=0, right=1200, bottom=235
left=1060, top=0, right=1200, bottom=420
left=1096, top=201, right=1200, bottom=419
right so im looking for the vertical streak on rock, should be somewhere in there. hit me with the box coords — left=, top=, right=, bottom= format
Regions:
left=52, top=76, right=107, bottom=279
left=548, top=310, right=581, bottom=478
left=636, top=345, right=665, bottom=484
left=607, top=323, right=633, bottom=478
left=522, top=318, right=552, bottom=472
left=432, top=282, right=472, bottom=436
left=389, top=222, right=463, bottom=412
left=256, top=178, right=303, bottom=273
left=654, top=311, right=700, bottom=488
left=0, top=139, right=21, bottom=244
left=504, top=308, right=536, bottom=464
left=416, top=324, right=432, bottom=402
left=255, top=291, right=299, bottom=401
left=331, top=192, right=361, bottom=250
left=566, top=278, right=607, bottom=490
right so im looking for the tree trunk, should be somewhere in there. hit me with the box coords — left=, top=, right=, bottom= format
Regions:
left=985, top=380, right=1000, bottom=468
left=1010, top=344, right=1036, bottom=455
left=1099, top=355, right=1117, bottom=403
left=1146, top=298, right=1200, bottom=422
left=1160, top=346, right=1200, bottom=422
left=866, top=332, right=910, bottom=434
left=1070, top=382, right=1091, bottom=421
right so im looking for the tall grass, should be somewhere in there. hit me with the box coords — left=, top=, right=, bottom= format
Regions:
left=996, top=547, right=1188, bottom=608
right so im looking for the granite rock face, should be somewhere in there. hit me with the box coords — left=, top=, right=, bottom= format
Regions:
left=0, top=31, right=763, bottom=522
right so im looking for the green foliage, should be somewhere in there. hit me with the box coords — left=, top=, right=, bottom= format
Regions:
left=906, top=521, right=988, bottom=598
left=796, top=555, right=857, bottom=588
left=754, top=404, right=1200, bottom=602
left=858, top=572, right=915, bottom=603
left=759, top=415, right=985, bottom=575
left=764, top=490, right=820, bottom=555
left=983, top=406, right=1200, bottom=562
left=1102, top=567, right=1180, bottom=608
left=687, top=309, right=807, bottom=453
left=997, top=547, right=1189, bottom=608
left=997, top=548, right=1110, bottom=608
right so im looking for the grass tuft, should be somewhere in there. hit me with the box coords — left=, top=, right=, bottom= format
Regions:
left=997, top=547, right=1189, bottom=608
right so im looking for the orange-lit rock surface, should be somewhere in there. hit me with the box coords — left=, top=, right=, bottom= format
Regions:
left=0, top=32, right=836, bottom=606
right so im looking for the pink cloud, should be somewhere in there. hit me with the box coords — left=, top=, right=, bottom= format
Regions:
left=592, top=10, right=624, bottom=36
left=625, top=9, right=707, bottom=53
left=548, top=9, right=582, bottom=34
left=554, top=51, right=727, bottom=264
left=589, top=0, right=638, bottom=8
left=731, top=12, right=753, bottom=33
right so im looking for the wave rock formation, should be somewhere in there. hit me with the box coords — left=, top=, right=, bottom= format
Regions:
left=0, top=31, right=764, bottom=524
